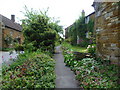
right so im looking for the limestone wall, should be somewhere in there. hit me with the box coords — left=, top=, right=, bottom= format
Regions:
left=2, top=27, right=24, bottom=48
left=94, top=2, right=120, bottom=65
left=0, top=16, right=2, bottom=49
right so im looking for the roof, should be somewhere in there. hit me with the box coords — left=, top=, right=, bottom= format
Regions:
left=85, top=12, right=95, bottom=18
left=0, top=14, right=22, bottom=31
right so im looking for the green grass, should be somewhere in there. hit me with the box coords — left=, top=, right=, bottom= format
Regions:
left=62, top=42, right=87, bottom=53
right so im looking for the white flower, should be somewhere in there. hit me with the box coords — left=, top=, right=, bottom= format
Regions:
left=87, top=45, right=91, bottom=49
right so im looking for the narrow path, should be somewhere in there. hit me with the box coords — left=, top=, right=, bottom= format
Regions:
left=53, top=45, right=79, bottom=88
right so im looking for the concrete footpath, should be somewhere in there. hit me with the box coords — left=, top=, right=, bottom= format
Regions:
left=53, top=46, right=79, bottom=88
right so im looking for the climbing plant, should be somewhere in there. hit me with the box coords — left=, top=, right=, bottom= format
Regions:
left=67, top=16, right=87, bottom=45
left=87, top=19, right=94, bottom=33
left=4, top=35, right=14, bottom=46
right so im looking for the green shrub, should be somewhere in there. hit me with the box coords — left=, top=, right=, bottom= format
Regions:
left=73, top=58, right=119, bottom=88
left=62, top=45, right=119, bottom=88
left=1, top=51, right=56, bottom=88
left=22, top=8, right=58, bottom=54
left=24, top=42, right=36, bottom=52
left=1, top=48, right=14, bottom=51
left=79, top=41, right=88, bottom=47
left=87, top=44, right=96, bottom=56
left=14, top=44, right=24, bottom=51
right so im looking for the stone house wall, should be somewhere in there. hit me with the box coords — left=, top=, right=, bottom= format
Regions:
left=0, top=16, right=2, bottom=49
left=85, top=12, right=95, bottom=38
left=93, top=2, right=120, bottom=65
left=2, top=27, right=24, bottom=48
left=0, top=14, right=24, bottom=49
left=85, top=12, right=95, bottom=24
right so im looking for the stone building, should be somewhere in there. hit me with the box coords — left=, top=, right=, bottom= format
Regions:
left=85, top=12, right=95, bottom=24
left=0, top=14, right=24, bottom=49
left=93, top=2, right=120, bottom=65
left=65, top=11, right=95, bottom=43
left=0, top=15, right=2, bottom=49
left=85, top=12, right=95, bottom=38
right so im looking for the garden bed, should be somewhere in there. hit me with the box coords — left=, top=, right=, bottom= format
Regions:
left=62, top=45, right=120, bottom=88
left=1, top=51, right=56, bottom=88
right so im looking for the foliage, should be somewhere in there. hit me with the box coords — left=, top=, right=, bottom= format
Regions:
left=1, top=51, right=56, bottom=88
left=66, top=15, right=87, bottom=45
left=65, top=37, right=72, bottom=43
left=86, top=19, right=94, bottom=33
left=62, top=42, right=87, bottom=53
left=4, top=35, right=14, bottom=46
left=4, top=34, right=21, bottom=48
left=63, top=49, right=75, bottom=67
left=23, top=42, right=36, bottom=52
left=14, top=42, right=36, bottom=53
left=77, top=39, right=90, bottom=47
left=75, top=16, right=86, bottom=38
left=75, top=58, right=119, bottom=88
left=87, top=44, right=96, bottom=56
left=22, top=7, right=63, bottom=53
left=66, top=11, right=95, bottom=46
left=14, top=44, right=24, bottom=51
left=49, top=20, right=63, bottom=35
left=62, top=45, right=120, bottom=88
left=1, top=48, right=14, bottom=51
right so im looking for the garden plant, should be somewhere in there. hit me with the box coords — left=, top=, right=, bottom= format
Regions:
left=62, top=43, right=120, bottom=88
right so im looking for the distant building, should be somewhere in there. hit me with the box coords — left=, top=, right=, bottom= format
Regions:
left=85, top=12, right=95, bottom=24
left=0, top=14, right=24, bottom=49
left=65, top=11, right=95, bottom=41
left=85, top=12, right=95, bottom=38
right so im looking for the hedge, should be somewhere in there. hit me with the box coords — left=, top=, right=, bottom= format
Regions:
left=1, top=51, right=56, bottom=89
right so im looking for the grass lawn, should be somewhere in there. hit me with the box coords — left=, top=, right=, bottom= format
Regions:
left=62, top=42, right=87, bottom=53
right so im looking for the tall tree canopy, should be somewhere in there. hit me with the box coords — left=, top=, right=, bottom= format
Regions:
left=22, top=7, right=63, bottom=52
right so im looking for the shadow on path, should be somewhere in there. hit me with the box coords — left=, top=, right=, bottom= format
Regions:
left=53, top=45, right=79, bottom=88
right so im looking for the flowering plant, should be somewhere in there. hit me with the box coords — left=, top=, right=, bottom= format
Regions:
left=87, top=44, right=96, bottom=56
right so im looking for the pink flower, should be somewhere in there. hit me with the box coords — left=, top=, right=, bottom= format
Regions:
left=76, top=71, right=80, bottom=75
left=10, top=56, right=12, bottom=59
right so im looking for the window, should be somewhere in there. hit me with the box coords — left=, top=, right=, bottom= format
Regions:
left=85, top=17, right=89, bottom=24
left=10, top=31, right=13, bottom=36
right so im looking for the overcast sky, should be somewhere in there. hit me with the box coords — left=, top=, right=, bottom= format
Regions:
left=0, top=0, right=94, bottom=28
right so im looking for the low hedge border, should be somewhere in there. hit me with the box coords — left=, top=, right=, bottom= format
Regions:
left=62, top=46, right=120, bottom=88
left=1, top=51, right=56, bottom=89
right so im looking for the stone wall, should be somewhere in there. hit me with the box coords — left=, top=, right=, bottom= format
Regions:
left=0, top=16, right=2, bottom=49
left=2, top=27, right=24, bottom=48
left=94, top=2, right=120, bottom=65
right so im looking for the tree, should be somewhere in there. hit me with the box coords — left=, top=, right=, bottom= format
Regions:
left=67, top=16, right=87, bottom=45
left=48, top=18, right=63, bottom=35
left=22, top=7, right=59, bottom=53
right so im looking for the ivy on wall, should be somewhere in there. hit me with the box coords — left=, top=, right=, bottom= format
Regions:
left=66, top=15, right=94, bottom=46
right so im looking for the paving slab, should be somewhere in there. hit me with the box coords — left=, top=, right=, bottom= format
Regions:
left=53, top=46, right=79, bottom=88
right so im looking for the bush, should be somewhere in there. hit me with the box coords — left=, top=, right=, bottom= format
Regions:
left=65, top=37, right=72, bottom=43
left=24, top=42, right=36, bottom=52
left=78, top=39, right=90, bottom=47
left=1, top=48, right=14, bottom=51
left=1, top=51, right=56, bottom=88
left=14, top=44, right=24, bottom=51
left=75, top=58, right=119, bottom=88
left=87, top=44, right=96, bottom=56
left=62, top=45, right=119, bottom=88
left=22, top=8, right=57, bottom=54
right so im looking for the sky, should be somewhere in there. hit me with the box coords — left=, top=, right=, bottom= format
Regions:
left=0, top=0, right=94, bottom=28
